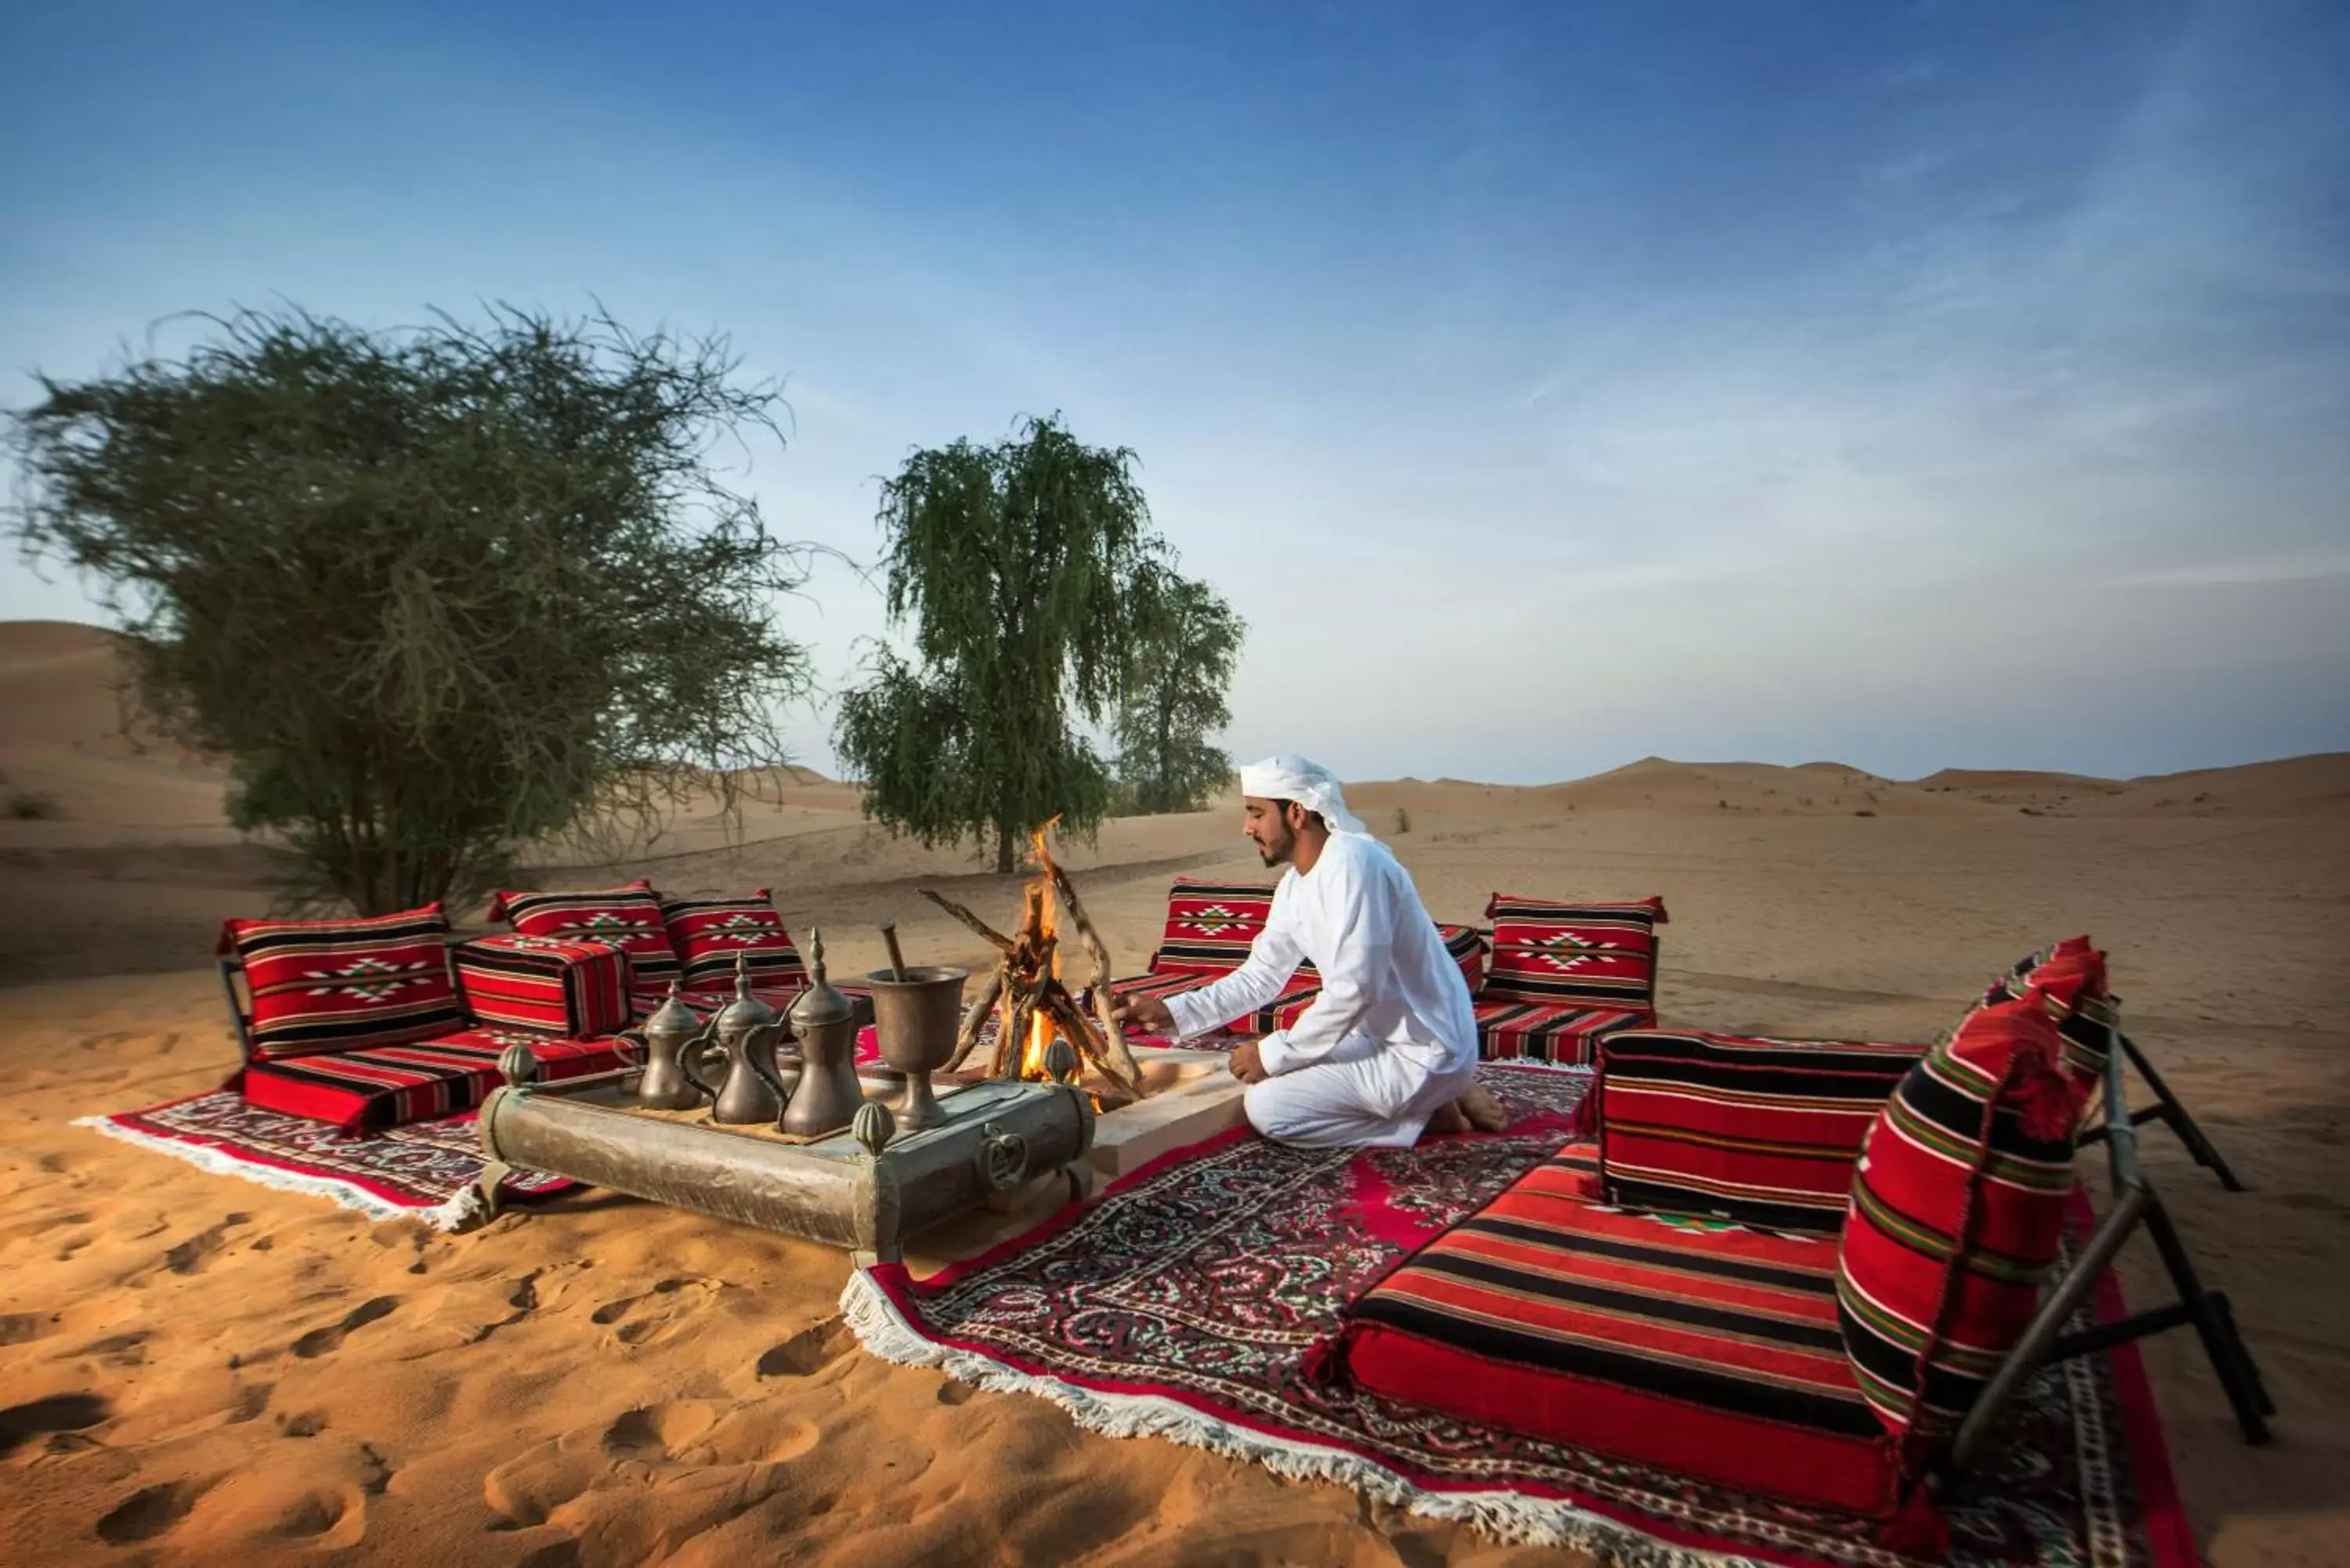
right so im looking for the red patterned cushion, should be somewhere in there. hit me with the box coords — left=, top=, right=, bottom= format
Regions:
left=1153, top=878, right=1276, bottom=974
left=452, top=935, right=633, bottom=1038
left=1837, top=991, right=2081, bottom=1451
left=660, top=889, right=807, bottom=992
left=1596, top=1031, right=1929, bottom=1232
left=1336, top=1149, right=1901, bottom=1516
left=1473, top=1000, right=1649, bottom=1066
left=218, top=904, right=468, bottom=1060
left=240, top=1027, right=624, bottom=1132
left=1987, top=937, right=2114, bottom=1088
left=486, top=880, right=680, bottom=988
left=629, top=978, right=805, bottom=1020
left=1481, top=894, right=1668, bottom=1007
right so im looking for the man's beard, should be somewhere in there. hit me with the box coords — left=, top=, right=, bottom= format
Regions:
left=1255, top=828, right=1292, bottom=866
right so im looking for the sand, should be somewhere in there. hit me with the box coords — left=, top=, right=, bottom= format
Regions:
left=3, top=620, right=2347, bottom=1566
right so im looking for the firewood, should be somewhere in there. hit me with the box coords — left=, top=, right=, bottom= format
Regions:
left=1044, top=859, right=1147, bottom=1090
left=918, top=889, right=1017, bottom=955
left=943, top=965, right=1006, bottom=1072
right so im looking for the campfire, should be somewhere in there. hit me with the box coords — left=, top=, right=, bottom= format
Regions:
left=922, top=820, right=1146, bottom=1101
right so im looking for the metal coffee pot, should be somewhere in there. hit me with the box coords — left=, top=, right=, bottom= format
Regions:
left=781, top=929, right=866, bottom=1138
left=695, top=954, right=794, bottom=1125
left=633, top=979, right=714, bottom=1111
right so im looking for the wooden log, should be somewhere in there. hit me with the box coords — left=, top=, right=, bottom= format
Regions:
left=1045, top=988, right=1141, bottom=1100
left=919, top=890, right=1017, bottom=956
left=943, top=964, right=1007, bottom=1072
left=1045, top=860, right=1147, bottom=1093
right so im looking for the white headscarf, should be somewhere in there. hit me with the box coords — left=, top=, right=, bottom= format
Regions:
left=1238, top=754, right=1369, bottom=836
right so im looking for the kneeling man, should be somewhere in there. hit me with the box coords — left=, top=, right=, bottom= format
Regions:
left=1112, top=756, right=1507, bottom=1149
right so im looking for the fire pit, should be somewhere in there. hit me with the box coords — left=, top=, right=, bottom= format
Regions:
left=920, top=819, right=1148, bottom=1100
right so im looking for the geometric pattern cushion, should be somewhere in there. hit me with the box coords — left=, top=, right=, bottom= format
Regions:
left=1473, top=1001, right=1651, bottom=1067
left=1152, top=878, right=1277, bottom=974
left=1596, top=1030, right=1929, bottom=1232
left=486, top=880, right=681, bottom=989
left=237, top=1027, right=626, bottom=1132
left=1336, top=1147, right=1905, bottom=1516
left=451, top=935, right=634, bottom=1038
left=216, top=903, right=469, bottom=1061
left=1481, top=893, right=1668, bottom=1007
left=1837, top=989, right=2081, bottom=1451
left=660, top=888, right=806, bottom=992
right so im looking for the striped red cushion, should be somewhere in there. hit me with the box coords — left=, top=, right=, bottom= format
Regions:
left=452, top=935, right=633, bottom=1037
left=218, top=904, right=468, bottom=1060
left=240, top=1027, right=624, bottom=1131
left=1339, top=1148, right=1901, bottom=1515
left=1481, top=893, right=1668, bottom=1007
left=1987, top=937, right=2114, bottom=1088
left=486, top=880, right=680, bottom=988
left=660, top=889, right=806, bottom=992
left=1153, top=878, right=1276, bottom=974
left=1474, top=1001, right=1650, bottom=1066
left=1596, top=1031, right=1929, bottom=1232
left=1836, top=991, right=2082, bottom=1449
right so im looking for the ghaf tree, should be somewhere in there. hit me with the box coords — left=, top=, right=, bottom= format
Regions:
left=6, top=305, right=817, bottom=915
left=835, top=414, right=1164, bottom=873
left=1116, top=569, right=1245, bottom=814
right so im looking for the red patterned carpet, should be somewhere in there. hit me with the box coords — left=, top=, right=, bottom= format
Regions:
left=844, top=1064, right=2195, bottom=1568
left=78, top=1089, right=575, bottom=1229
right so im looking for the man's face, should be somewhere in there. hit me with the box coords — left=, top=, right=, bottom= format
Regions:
left=1242, top=796, right=1297, bottom=866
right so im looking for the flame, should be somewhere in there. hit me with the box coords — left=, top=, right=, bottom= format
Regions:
left=1021, top=1007, right=1055, bottom=1079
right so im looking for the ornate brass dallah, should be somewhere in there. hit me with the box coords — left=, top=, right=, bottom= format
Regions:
left=700, top=953, right=791, bottom=1125
left=782, top=929, right=864, bottom=1138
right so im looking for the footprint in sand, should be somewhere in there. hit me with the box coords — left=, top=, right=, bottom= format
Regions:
left=588, top=1277, right=715, bottom=1346
left=755, top=1314, right=854, bottom=1378
left=228, top=1384, right=274, bottom=1424
left=0, top=1312, right=54, bottom=1346
left=0, top=1392, right=110, bottom=1459
left=293, top=1296, right=400, bottom=1359
left=96, top=1479, right=200, bottom=1544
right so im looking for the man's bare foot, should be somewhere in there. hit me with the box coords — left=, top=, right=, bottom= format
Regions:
left=1423, top=1100, right=1471, bottom=1136
left=1457, top=1084, right=1511, bottom=1133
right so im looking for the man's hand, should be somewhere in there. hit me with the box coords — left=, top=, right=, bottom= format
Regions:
left=1229, top=1039, right=1269, bottom=1084
left=1109, top=990, right=1175, bottom=1036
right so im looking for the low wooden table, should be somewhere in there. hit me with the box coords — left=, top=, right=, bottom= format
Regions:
left=476, top=1062, right=1096, bottom=1265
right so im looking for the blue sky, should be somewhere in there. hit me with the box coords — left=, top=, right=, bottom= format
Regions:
left=2, top=0, right=2345, bottom=783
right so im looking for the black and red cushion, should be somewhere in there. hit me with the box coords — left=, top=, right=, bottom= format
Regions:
left=1473, top=1000, right=1650, bottom=1067
left=1336, top=1147, right=1904, bottom=1517
left=660, top=889, right=807, bottom=994
left=239, top=1027, right=626, bottom=1132
left=1481, top=894, right=1668, bottom=1008
left=452, top=934, right=633, bottom=1037
left=1596, top=1030, right=1929, bottom=1232
left=1837, top=990, right=2082, bottom=1451
left=486, top=880, right=681, bottom=989
left=1985, top=937, right=2115, bottom=1089
left=1152, top=878, right=1277, bottom=974
left=218, top=904, right=468, bottom=1060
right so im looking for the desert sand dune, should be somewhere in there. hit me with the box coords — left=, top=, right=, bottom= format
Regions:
left=3, top=618, right=2348, bottom=1566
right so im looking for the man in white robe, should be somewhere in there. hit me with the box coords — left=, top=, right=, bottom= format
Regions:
left=1112, top=756, right=1508, bottom=1149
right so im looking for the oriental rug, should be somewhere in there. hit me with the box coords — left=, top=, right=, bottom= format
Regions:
left=842, top=1064, right=2195, bottom=1568
left=77, top=1090, right=575, bottom=1231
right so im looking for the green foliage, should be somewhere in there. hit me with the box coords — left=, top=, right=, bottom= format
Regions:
left=1115, top=570, right=1244, bottom=814
left=7, top=305, right=816, bottom=914
left=834, top=414, right=1162, bottom=873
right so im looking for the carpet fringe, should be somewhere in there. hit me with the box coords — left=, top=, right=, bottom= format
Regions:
left=74, top=1115, right=482, bottom=1233
left=837, top=1270, right=1760, bottom=1568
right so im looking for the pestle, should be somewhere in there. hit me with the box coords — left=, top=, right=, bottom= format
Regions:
left=880, top=922, right=910, bottom=982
